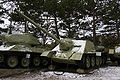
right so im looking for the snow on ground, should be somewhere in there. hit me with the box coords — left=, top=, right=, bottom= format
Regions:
left=1, top=66, right=120, bottom=80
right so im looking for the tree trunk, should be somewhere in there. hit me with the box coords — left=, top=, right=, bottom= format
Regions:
left=116, top=19, right=120, bottom=44
left=68, top=23, right=71, bottom=38
left=9, top=20, right=12, bottom=34
left=93, top=9, right=97, bottom=46
left=115, top=3, right=119, bottom=44
left=54, top=16, right=60, bottom=39
left=25, top=21, right=28, bottom=33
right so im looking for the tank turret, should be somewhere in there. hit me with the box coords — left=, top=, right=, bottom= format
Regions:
left=16, top=10, right=107, bottom=69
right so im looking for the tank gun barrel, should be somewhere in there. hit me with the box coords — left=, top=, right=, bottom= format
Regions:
left=16, top=10, right=61, bottom=44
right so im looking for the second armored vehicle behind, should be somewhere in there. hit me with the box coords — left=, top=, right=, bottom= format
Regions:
left=0, top=33, right=50, bottom=68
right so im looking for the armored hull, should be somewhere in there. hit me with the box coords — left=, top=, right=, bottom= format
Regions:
left=42, top=40, right=107, bottom=69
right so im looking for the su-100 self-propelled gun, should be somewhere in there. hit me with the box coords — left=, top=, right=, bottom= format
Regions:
left=16, top=10, right=107, bottom=69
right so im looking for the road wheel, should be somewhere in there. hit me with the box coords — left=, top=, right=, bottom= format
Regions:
left=42, top=59, right=49, bottom=66
left=33, top=57, right=40, bottom=67
left=48, top=65, right=56, bottom=70
left=0, top=54, right=4, bottom=63
left=99, top=57, right=102, bottom=66
left=85, top=56, right=90, bottom=69
left=21, top=58, right=30, bottom=67
left=91, top=56, right=95, bottom=67
left=7, top=56, right=18, bottom=68
left=96, top=57, right=99, bottom=66
left=102, top=57, right=106, bottom=65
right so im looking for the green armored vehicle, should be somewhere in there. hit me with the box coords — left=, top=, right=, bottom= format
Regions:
left=109, top=45, right=120, bottom=64
left=42, top=39, right=107, bottom=69
left=16, top=10, right=107, bottom=69
left=0, top=33, right=49, bottom=68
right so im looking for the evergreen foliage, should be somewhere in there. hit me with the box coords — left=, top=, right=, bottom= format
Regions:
left=0, top=0, right=120, bottom=48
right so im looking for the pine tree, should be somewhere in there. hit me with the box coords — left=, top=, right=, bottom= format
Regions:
left=102, top=0, right=120, bottom=43
left=58, top=0, right=84, bottom=38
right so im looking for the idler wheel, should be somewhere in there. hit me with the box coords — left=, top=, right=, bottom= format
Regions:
left=7, top=56, right=18, bottom=68
left=33, top=57, right=40, bottom=67
left=21, top=58, right=30, bottom=67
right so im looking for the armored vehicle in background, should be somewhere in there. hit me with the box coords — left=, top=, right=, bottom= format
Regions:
left=109, top=45, right=120, bottom=64
left=0, top=33, right=50, bottom=68
left=16, top=10, right=107, bottom=69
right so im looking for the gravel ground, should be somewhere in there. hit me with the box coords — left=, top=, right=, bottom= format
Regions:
left=0, top=66, right=120, bottom=80
left=0, top=69, right=32, bottom=78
